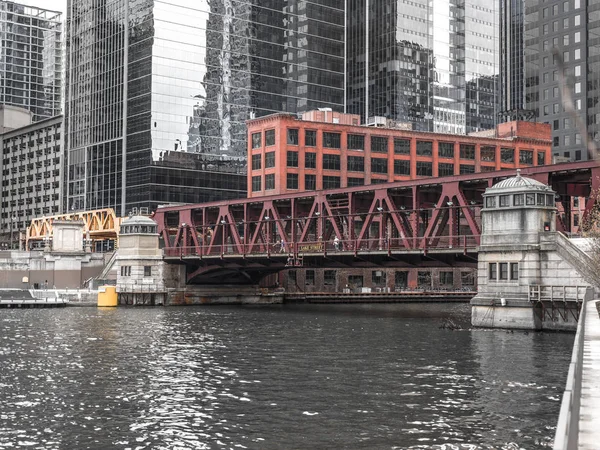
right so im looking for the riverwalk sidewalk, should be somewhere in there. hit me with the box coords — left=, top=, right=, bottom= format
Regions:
left=578, top=299, right=600, bottom=449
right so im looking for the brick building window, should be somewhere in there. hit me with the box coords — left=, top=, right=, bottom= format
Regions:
left=348, top=134, right=364, bottom=150
left=265, top=152, right=275, bottom=168
left=416, top=141, right=432, bottom=156
left=324, top=270, right=336, bottom=286
left=323, top=132, right=341, bottom=148
left=252, top=154, right=261, bottom=170
left=251, top=132, right=261, bottom=148
left=371, top=158, right=388, bottom=174
left=395, top=271, right=408, bottom=288
left=323, top=176, right=340, bottom=189
left=501, top=148, right=515, bottom=163
left=438, top=142, right=454, bottom=158
left=287, top=151, right=298, bottom=167
left=460, top=144, right=475, bottom=160
left=265, top=129, right=275, bottom=146
left=416, top=161, right=432, bottom=176
left=305, top=152, right=316, bottom=169
left=287, top=128, right=299, bottom=145
left=394, top=139, right=411, bottom=154
left=480, top=146, right=496, bottom=162
left=306, top=270, right=315, bottom=285
left=438, top=163, right=454, bottom=177
left=440, top=271, right=453, bottom=285
left=323, top=154, right=340, bottom=170
left=418, top=271, right=431, bottom=288
left=251, top=176, right=261, bottom=191
left=347, top=156, right=364, bottom=172
left=265, top=174, right=275, bottom=190
left=305, top=130, right=317, bottom=146
left=305, top=174, right=316, bottom=190
left=287, top=173, right=298, bottom=190
left=394, top=160, right=410, bottom=175
left=372, top=270, right=386, bottom=286
left=460, top=164, right=475, bottom=174
left=371, top=136, right=388, bottom=153
left=461, top=271, right=475, bottom=286
left=347, top=177, right=364, bottom=186
left=520, top=150, right=533, bottom=165
left=288, top=270, right=296, bottom=283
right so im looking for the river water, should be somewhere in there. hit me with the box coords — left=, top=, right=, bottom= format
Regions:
left=0, top=303, right=573, bottom=449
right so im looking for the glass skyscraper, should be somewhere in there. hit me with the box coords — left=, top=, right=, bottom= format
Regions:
left=0, top=1, right=62, bottom=122
left=65, top=0, right=345, bottom=215
left=346, top=0, right=499, bottom=134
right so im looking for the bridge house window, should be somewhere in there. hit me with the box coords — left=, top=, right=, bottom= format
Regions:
left=348, top=134, right=364, bottom=150
left=394, top=138, right=410, bottom=155
left=265, top=152, right=275, bottom=168
left=416, top=141, right=432, bottom=156
left=305, top=152, right=316, bottom=169
left=120, top=266, right=131, bottom=277
left=287, top=129, right=299, bottom=145
left=305, top=130, right=317, bottom=147
left=439, top=142, right=454, bottom=158
left=514, top=194, right=524, bottom=206
left=394, top=160, right=410, bottom=176
left=323, top=132, right=341, bottom=149
left=489, top=263, right=497, bottom=280
left=371, top=136, right=388, bottom=153
left=526, top=193, right=535, bottom=205
left=144, top=266, right=152, bottom=277
left=323, top=154, right=341, bottom=170
left=499, top=195, right=510, bottom=207
left=265, top=129, right=275, bottom=146
left=348, top=156, right=364, bottom=172
left=510, top=263, right=519, bottom=280
left=251, top=132, right=261, bottom=149
left=485, top=196, right=496, bottom=208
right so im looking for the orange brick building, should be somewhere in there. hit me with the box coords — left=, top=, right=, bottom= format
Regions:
left=247, top=112, right=552, bottom=198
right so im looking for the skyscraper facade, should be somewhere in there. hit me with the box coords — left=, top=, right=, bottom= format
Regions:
left=346, top=0, right=499, bottom=135
left=503, top=0, right=597, bottom=161
left=0, top=1, right=62, bottom=122
left=65, top=0, right=345, bottom=216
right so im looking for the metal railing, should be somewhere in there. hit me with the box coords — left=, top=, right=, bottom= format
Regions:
left=528, top=285, right=592, bottom=303
left=553, top=297, right=590, bottom=449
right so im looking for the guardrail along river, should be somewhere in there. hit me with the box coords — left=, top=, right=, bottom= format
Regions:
left=0, top=303, right=573, bottom=449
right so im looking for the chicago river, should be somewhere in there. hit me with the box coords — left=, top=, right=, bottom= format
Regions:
left=0, top=303, right=572, bottom=449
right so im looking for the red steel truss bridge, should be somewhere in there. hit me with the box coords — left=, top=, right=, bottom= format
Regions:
left=154, top=161, right=599, bottom=284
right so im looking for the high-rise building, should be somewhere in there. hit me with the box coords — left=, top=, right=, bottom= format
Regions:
left=65, top=0, right=345, bottom=216
left=0, top=1, right=62, bottom=122
left=346, top=0, right=499, bottom=135
left=503, top=0, right=597, bottom=162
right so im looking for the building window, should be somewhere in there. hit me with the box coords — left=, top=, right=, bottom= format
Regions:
left=372, top=270, right=386, bottom=286
left=514, top=194, right=524, bottom=206
left=416, top=161, right=432, bottom=176
left=324, top=270, right=336, bottom=286
left=265, top=174, right=275, bottom=190
left=394, top=139, right=411, bottom=155
left=120, top=266, right=131, bottom=277
left=323, top=176, right=340, bottom=189
left=526, top=193, right=535, bottom=205
left=323, top=132, right=341, bottom=149
left=306, top=270, right=315, bottom=285
left=144, top=266, right=152, bottom=277
left=265, top=152, right=275, bottom=168
left=371, top=158, right=388, bottom=174
left=252, top=176, right=261, bottom=192
left=348, top=134, right=364, bottom=150
left=486, top=196, right=496, bottom=208
left=395, top=271, right=408, bottom=288
left=489, top=263, right=497, bottom=280
left=287, top=173, right=298, bottom=190
left=460, top=164, right=475, bottom=174
left=287, top=129, right=299, bottom=145
left=287, top=151, right=298, bottom=167
left=499, top=263, right=508, bottom=280
left=288, top=270, right=296, bottom=283
left=461, top=271, right=475, bottom=286
left=480, top=146, right=496, bottom=162
left=305, top=152, right=316, bottom=169
left=347, top=177, right=364, bottom=186
left=510, top=263, right=519, bottom=281
left=323, top=154, right=341, bottom=170
left=418, top=271, right=431, bottom=288
left=347, top=156, right=364, bottom=172
left=305, top=130, right=317, bottom=147
left=394, top=160, right=410, bottom=176
left=440, top=271, right=453, bottom=285
left=501, top=148, right=514, bottom=163
left=371, top=136, right=388, bottom=153
left=460, top=144, right=475, bottom=160
left=305, top=174, right=316, bottom=190
left=499, top=195, right=510, bottom=207
left=416, top=141, right=432, bottom=156
left=265, top=129, right=275, bottom=146
left=519, top=150, right=533, bottom=165
left=438, top=163, right=454, bottom=177
left=252, top=154, right=261, bottom=170
left=251, top=132, right=261, bottom=149
left=538, top=152, right=546, bottom=166
left=438, top=142, right=454, bottom=158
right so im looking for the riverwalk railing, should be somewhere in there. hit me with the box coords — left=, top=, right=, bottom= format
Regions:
left=553, top=296, right=589, bottom=449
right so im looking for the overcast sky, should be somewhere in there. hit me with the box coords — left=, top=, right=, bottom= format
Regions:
left=18, top=0, right=66, bottom=15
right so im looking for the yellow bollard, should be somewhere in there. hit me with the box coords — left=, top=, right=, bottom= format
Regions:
left=97, top=285, right=118, bottom=307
